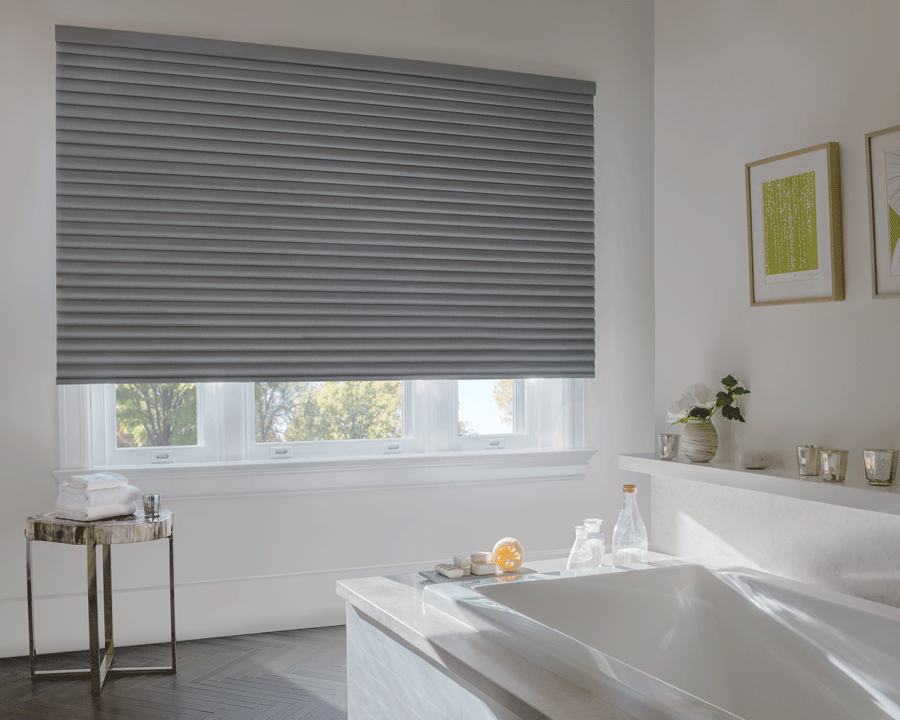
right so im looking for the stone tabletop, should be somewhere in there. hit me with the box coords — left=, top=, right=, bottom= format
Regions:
left=26, top=510, right=174, bottom=545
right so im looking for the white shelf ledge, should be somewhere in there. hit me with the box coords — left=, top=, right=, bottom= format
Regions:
left=619, top=453, right=900, bottom=517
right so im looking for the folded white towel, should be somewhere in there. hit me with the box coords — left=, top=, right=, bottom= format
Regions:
left=55, top=501, right=137, bottom=521
left=67, top=472, right=128, bottom=490
left=57, top=483, right=141, bottom=507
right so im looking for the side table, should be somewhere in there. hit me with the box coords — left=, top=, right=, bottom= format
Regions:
left=25, top=510, right=176, bottom=696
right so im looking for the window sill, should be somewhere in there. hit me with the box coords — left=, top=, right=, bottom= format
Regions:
left=619, top=453, right=900, bottom=517
left=54, top=448, right=597, bottom=500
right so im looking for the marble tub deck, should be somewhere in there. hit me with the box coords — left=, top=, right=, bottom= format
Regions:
left=337, top=555, right=673, bottom=720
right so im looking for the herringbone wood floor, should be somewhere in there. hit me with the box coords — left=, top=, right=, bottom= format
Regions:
left=0, top=626, right=347, bottom=720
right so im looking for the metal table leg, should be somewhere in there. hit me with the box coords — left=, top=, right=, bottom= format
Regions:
left=26, top=538, right=35, bottom=678
left=26, top=534, right=176, bottom=694
left=101, top=543, right=115, bottom=690
left=169, top=533, right=177, bottom=671
left=87, top=538, right=100, bottom=695
left=103, top=544, right=113, bottom=649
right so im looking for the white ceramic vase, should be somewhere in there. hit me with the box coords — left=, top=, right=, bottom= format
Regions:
left=682, top=420, right=718, bottom=463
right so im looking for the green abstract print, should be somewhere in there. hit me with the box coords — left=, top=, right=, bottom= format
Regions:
left=763, top=170, right=818, bottom=276
left=890, top=204, right=900, bottom=261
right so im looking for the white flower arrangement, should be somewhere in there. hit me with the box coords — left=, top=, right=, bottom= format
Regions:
left=666, top=375, right=749, bottom=424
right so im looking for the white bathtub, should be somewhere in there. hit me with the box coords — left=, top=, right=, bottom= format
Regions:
left=424, top=562, right=900, bottom=720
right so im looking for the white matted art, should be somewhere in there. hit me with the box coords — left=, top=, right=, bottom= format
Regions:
left=866, top=124, right=900, bottom=299
left=745, top=142, right=844, bottom=306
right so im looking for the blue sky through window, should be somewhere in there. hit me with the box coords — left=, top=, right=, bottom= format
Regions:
left=458, top=379, right=510, bottom=435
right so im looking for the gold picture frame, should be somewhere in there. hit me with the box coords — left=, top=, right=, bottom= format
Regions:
left=745, top=142, right=844, bottom=307
left=865, top=123, right=900, bottom=299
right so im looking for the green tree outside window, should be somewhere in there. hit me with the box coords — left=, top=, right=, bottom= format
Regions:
left=116, top=383, right=197, bottom=447
left=255, top=381, right=401, bottom=443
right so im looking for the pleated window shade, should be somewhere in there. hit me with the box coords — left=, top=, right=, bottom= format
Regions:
left=56, top=25, right=596, bottom=384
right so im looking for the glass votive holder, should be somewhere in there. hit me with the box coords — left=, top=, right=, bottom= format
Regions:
left=142, top=493, right=161, bottom=518
left=863, top=449, right=898, bottom=486
left=796, top=445, right=822, bottom=476
left=658, top=434, right=680, bottom=461
left=821, top=449, right=848, bottom=483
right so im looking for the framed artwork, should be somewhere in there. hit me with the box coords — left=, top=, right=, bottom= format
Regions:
left=745, top=142, right=844, bottom=306
left=866, top=124, right=900, bottom=299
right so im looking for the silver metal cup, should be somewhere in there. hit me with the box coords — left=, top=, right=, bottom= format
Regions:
left=142, top=493, right=161, bottom=518
left=796, top=445, right=822, bottom=476
left=821, top=449, right=848, bottom=483
left=863, top=449, right=898, bottom=486
left=658, top=434, right=680, bottom=461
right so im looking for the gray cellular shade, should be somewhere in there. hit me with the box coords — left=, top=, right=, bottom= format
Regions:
left=56, top=25, right=595, bottom=384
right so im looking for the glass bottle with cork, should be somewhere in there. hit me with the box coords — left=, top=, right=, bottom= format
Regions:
left=612, top=484, right=647, bottom=566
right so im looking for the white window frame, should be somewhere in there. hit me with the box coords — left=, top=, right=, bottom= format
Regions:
left=57, top=379, right=590, bottom=498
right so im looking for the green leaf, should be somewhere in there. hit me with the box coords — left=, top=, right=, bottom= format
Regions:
left=716, top=391, right=733, bottom=407
left=721, top=375, right=738, bottom=389
left=721, top=405, right=746, bottom=422
left=731, top=386, right=750, bottom=395
left=688, top=407, right=711, bottom=420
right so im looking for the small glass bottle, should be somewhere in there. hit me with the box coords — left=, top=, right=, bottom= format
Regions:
left=566, top=525, right=593, bottom=571
left=583, top=518, right=605, bottom=567
left=612, top=484, right=647, bottom=566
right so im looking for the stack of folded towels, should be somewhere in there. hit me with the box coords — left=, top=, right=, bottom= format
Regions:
left=56, top=472, right=141, bottom=521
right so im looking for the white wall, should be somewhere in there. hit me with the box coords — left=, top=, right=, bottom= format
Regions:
left=655, top=0, right=900, bottom=465
left=0, top=0, right=654, bottom=657
left=652, top=0, right=900, bottom=600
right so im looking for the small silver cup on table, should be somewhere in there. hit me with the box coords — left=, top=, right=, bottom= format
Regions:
left=142, top=494, right=161, bottom=518
left=658, top=434, right=679, bottom=461
left=863, top=449, right=898, bottom=486
left=821, top=449, right=848, bottom=483
left=796, top=445, right=822, bottom=476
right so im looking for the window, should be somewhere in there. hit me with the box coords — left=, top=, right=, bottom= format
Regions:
left=54, top=28, right=595, bottom=492
left=66, top=379, right=583, bottom=469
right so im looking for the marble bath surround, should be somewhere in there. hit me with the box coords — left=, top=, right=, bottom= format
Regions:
left=340, top=558, right=900, bottom=720
left=337, top=557, right=652, bottom=720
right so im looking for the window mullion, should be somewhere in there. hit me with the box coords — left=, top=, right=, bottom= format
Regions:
left=531, top=379, right=545, bottom=448
left=515, top=379, right=528, bottom=435
left=96, top=384, right=114, bottom=465
left=197, top=382, right=215, bottom=457
left=400, top=380, right=416, bottom=451
left=422, top=379, right=452, bottom=453
left=218, top=382, right=248, bottom=462
left=568, top=378, right=586, bottom=449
